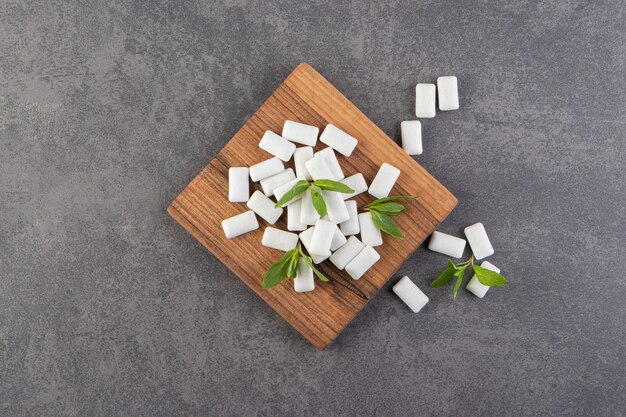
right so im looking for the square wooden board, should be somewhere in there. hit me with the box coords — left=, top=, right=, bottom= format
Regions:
left=167, top=63, right=457, bottom=350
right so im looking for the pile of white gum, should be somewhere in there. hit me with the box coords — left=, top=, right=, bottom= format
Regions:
left=222, top=120, right=400, bottom=292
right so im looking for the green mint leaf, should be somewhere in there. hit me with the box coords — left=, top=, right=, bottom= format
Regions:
left=274, top=180, right=310, bottom=208
left=312, top=266, right=330, bottom=282
left=370, top=210, right=403, bottom=238
left=302, top=255, right=330, bottom=282
left=452, top=258, right=472, bottom=271
left=312, top=179, right=354, bottom=193
left=297, top=243, right=307, bottom=258
left=286, top=251, right=300, bottom=279
left=367, top=195, right=416, bottom=207
left=453, top=264, right=468, bottom=276
left=262, top=249, right=296, bottom=289
left=276, top=249, right=297, bottom=268
left=367, top=202, right=406, bottom=215
left=262, top=263, right=287, bottom=289
left=310, top=187, right=327, bottom=217
left=453, top=269, right=465, bottom=300
left=431, top=265, right=456, bottom=288
left=301, top=253, right=314, bottom=269
left=473, top=265, right=508, bottom=287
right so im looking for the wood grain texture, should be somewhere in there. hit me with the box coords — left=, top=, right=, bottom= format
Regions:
left=167, top=63, right=457, bottom=350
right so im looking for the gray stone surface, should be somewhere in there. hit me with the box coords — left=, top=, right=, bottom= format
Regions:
left=1, top=0, right=624, bottom=416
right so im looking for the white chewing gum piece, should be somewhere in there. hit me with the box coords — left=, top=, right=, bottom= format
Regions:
left=282, top=120, right=319, bottom=146
left=294, top=258, right=315, bottom=293
left=299, top=226, right=330, bottom=264
left=339, top=200, right=359, bottom=236
left=428, top=231, right=466, bottom=258
left=466, top=261, right=501, bottom=298
left=249, top=157, right=285, bottom=182
left=464, top=222, right=494, bottom=260
left=259, top=131, right=296, bottom=162
left=293, top=146, right=314, bottom=181
left=228, top=167, right=249, bottom=203
left=300, top=190, right=321, bottom=225
left=314, top=147, right=344, bottom=180
left=358, top=212, right=383, bottom=247
left=287, top=199, right=307, bottom=231
left=260, top=168, right=295, bottom=197
left=319, top=124, right=358, bottom=156
left=340, top=173, right=368, bottom=200
left=246, top=191, right=283, bottom=224
left=401, top=120, right=422, bottom=156
left=323, top=191, right=350, bottom=224
left=345, top=246, right=380, bottom=280
left=305, top=156, right=336, bottom=181
left=415, top=83, right=436, bottom=118
left=393, top=276, right=429, bottom=313
left=261, top=227, right=299, bottom=252
left=221, top=211, right=259, bottom=238
left=309, top=219, right=335, bottom=256
left=437, top=76, right=459, bottom=111
left=329, top=236, right=365, bottom=270
left=368, top=162, right=400, bottom=199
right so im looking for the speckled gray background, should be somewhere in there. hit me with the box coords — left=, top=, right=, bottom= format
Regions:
left=1, top=0, right=624, bottom=416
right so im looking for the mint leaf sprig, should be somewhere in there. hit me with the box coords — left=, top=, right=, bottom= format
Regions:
left=262, top=243, right=329, bottom=290
left=274, top=179, right=354, bottom=218
left=365, top=195, right=417, bottom=238
left=430, top=256, right=508, bottom=300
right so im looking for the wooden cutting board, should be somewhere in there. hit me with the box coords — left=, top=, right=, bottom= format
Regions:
left=168, top=63, right=457, bottom=350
